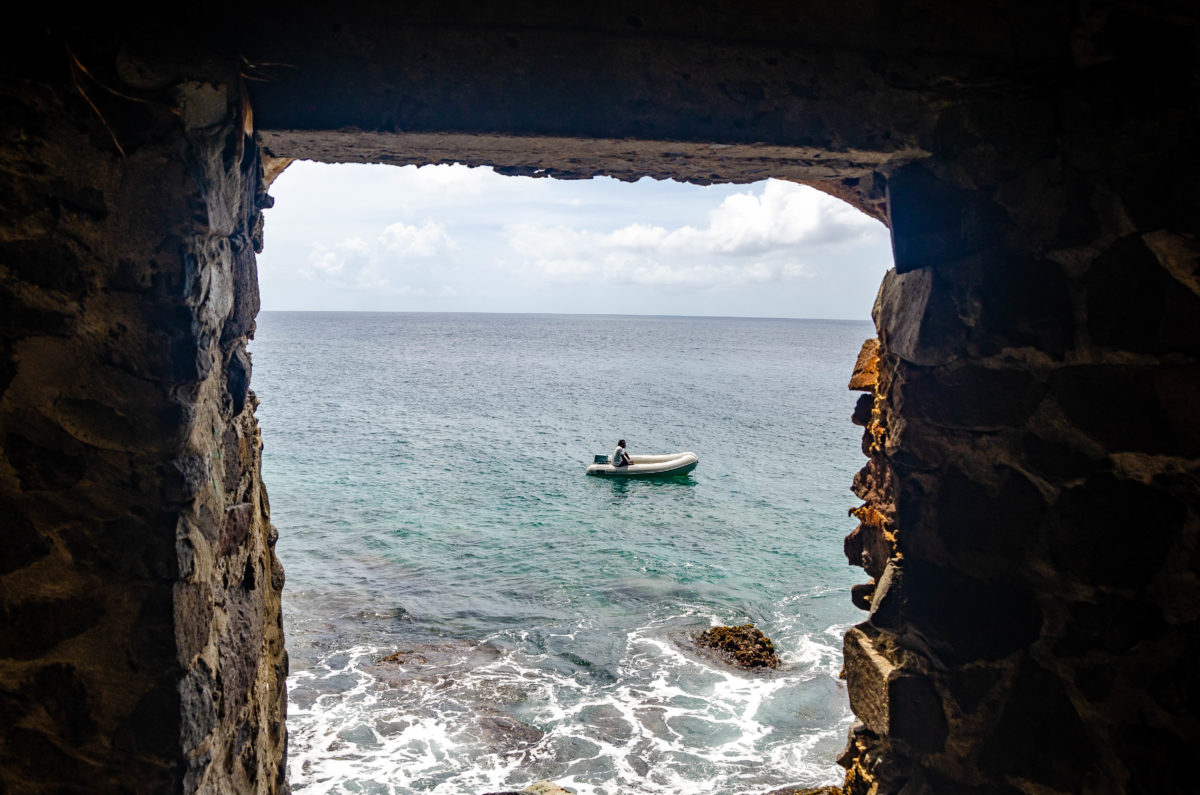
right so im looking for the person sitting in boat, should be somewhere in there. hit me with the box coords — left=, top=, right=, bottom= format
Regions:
left=611, top=439, right=631, bottom=467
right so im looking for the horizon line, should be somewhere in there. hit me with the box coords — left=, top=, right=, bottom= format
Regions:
left=257, top=309, right=873, bottom=323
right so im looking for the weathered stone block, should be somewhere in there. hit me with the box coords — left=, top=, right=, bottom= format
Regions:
left=1043, top=473, right=1183, bottom=589
left=851, top=392, right=874, bottom=427
left=888, top=673, right=948, bottom=754
left=844, top=512, right=894, bottom=581
left=130, top=682, right=183, bottom=760
left=945, top=663, right=1002, bottom=715
left=843, top=625, right=947, bottom=754
left=1053, top=597, right=1165, bottom=657
left=883, top=559, right=1042, bottom=665
left=873, top=267, right=966, bottom=366
left=31, top=663, right=95, bottom=746
left=940, top=92, right=1059, bottom=175
left=849, top=338, right=881, bottom=391
left=887, top=162, right=1002, bottom=273
left=0, top=292, right=72, bottom=340
left=1085, top=235, right=1200, bottom=355
left=1143, top=229, right=1200, bottom=298
left=3, top=432, right=87, bottom=491
left=223, top=242, right=261, bottom=345
left=220, top=502, right=254, bottom=558
left=898, top=364, right=1045, bottom=430
left=976, top=254, right=1075, bottom=358
left=269, top=552, right=285, bottom=592
left=1019, top=433, right=1111, bottom=482
left=907, top=465, right=1044, bottom=565
left=977, top=656, right=1094, bottom=792
left=175, top=582, right=215, bottom=663
left=1050, top=365, right=1200, bottom=456
left=3, top=728, right=90, bottom=787
left=59, top=514, right=178, bottom=580
left=867, top=560, right=903, bottom=631
left=180, top=661, right=218, bottom=756
left=851, top=582, right=875, bottom=611
left=225, top=347, right=251, bottom=417
left=0, top=596, right=104, bottom=661
left=844, top=624, right=895, bottom=737
left=0, top=237, right=88, bottom=295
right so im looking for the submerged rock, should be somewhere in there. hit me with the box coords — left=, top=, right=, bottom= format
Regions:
left=482, top=781, right=574, bottom=795
left=522, top=783, right=574, bottom=795
left=372, top=640, right=503, bottom=688
left=476, top=712, right=544, bottom=749
left=695, top=623, right=782, bottom=669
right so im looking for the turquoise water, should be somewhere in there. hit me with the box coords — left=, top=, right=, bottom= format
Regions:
left=251, top=312, right=869, bottom=795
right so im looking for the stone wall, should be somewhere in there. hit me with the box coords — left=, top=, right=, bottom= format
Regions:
left=1, top=4, right=1198, bottom=793
left=839, top=82, right=1200, bottom=792
left=0, top=38, right=285, bottom=792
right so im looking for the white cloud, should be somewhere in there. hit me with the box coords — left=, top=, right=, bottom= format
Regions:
left=306, top=238, right=370, bottom=279
left=502, top=179, right=880, bottom=288
left=385, top=163, right=493, bottom=200
left=260, top=161, right=893, bottom=317
left=300, top=221, right=455, bottom=295
left=380, top=221, right=453, bottom=257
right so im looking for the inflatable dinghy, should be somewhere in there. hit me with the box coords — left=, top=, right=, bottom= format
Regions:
left=586, top=451, right=699, bottom=478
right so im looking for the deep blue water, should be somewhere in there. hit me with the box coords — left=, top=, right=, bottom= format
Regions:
left=251, top=312, right=870, bottom=795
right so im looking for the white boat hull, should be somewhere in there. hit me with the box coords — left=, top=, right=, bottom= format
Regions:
left=586, top=452, right=699, bottom=478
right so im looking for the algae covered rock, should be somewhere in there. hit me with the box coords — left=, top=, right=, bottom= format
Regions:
left=695, top=623, right=781, bottom=669
left=522, top=783, right=574, bottom=795
left=482, top=781, right=574, bottom=795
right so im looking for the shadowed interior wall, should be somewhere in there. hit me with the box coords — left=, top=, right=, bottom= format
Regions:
left=0, top=45, right=285, bottom=792
left=1, top=3, right=1197, bottom=793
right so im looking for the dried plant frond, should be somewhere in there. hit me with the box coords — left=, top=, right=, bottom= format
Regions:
left=236, top=75, right=254, bottom=165
left=67, top=49, right=126, bottom=157
left=240, top=55, right=297, bottom=83
left=66, top=45, right=180, bottom=115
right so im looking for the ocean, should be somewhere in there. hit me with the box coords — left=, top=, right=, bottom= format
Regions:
left=250, top=312, right=870, bottom=795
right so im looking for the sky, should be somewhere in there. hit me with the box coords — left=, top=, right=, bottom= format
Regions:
left=256, top=161, right=894, bottom=320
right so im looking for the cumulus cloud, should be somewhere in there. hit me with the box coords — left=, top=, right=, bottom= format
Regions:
left=301, top=220, right=455, bottom=295
left=385, top=163, right=492, bottom=201
left=502, top=179, right=883, bottom=288
left=380, top=221, right=454, bottom=257
left=260, top=161, right=893, bottom=316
